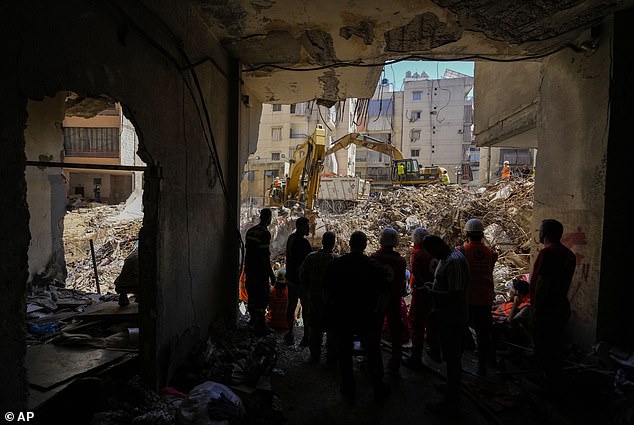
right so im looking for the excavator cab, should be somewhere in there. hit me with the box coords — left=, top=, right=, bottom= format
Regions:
left=391, top=159, right=440, bottom=185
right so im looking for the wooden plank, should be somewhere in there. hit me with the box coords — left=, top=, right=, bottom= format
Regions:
left=74, top=301, right=138, bottom=321
left=26, top=345, right=127, bottom=390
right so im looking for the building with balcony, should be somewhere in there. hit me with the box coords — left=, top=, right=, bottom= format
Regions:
left=63, top=103, right=143, bottom=205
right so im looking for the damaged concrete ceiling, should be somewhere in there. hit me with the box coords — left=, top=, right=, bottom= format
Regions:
left=188, top=0, right=626, bottom=103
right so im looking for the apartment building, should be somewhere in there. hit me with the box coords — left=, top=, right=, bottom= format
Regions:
left=63, top=103, right=143, bottom=205
left=401, top=70, right=475, bottom=182
left=241, top=100, right=357, bottom=205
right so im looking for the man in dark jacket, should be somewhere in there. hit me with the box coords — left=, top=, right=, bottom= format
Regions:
left=284, top=216, right=313, bottom=346
left=371, top=227, right=407, bottom=373
left=423, top=235, right=470, bottom=414
left=324, top=231, right=389, bottom=405
left=299, top=231, right=338, bottom=364
left=530, top=219, right=576, bottom=393
left=244, top=208, right=276, bottom=335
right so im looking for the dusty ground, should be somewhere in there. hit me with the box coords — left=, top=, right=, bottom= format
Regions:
left=270, top=325, right=547, bottom=425
left=63, top=204, right=141, bottom=294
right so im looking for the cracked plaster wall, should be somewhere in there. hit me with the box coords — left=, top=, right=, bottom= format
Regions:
left=0, top=1, right=242, bottom=407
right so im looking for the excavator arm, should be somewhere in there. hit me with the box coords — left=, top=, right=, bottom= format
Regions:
left=324, top=132, right=403, bottom=160
left=285, top=125, right=326, bottom=211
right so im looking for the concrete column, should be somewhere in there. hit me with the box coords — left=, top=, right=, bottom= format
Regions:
left=24, top=94, right=67, bottom=285
left=535, top=21, right=613, bottom=349
left=0, top=78, right=29, bottom=411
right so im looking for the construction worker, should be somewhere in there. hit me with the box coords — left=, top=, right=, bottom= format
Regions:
left=422, top=235, right=470, bottom=414
left=404, top=227, right=440, bottom=369
left=397, top=162, right=405, bottom=181
left=441, top=169, right=450, bottom=185
left=529, top=219, right=576, bottom=395
left=371, top=227, right=408, bottom=373
left=284, top=216, right=313, bottom=346
left=458, top=218, right=498, bottom=376
left=244, top=208, right=277, bottom=335
left=501, top=160, right=511, bottom=180
left=299, top=231, right=338, bottom=365
left=324, top=231, right=390, bottom=405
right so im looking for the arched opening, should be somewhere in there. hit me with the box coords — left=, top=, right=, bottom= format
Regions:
left=23, top=92, right=148, bottom=418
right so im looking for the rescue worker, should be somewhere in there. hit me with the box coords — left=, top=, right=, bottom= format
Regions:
left=493, top=278, right=531, bottom=324
left=324, top=231, right=390, bottom=405
left=529, top=219, right=576, bottom=394
left=492, top=278, right=532, bottom=347
left=397, top=162, right=405, bottom=181
left=458, top=218, right=498, bottom=376
left=441, top=169, right=450, bottom=185
left=284, top=216, right=313, bottom=346
left=404, top=227, right=440, bottom=369
left=244, top=208, right=276, bottom=335
left=501, top=160, right=511, bottom=180
left=299, top=231, right=337, bottom=364
left=371, top=227, right=408, bottom=373
left=422, top=235, right=470, bottom=414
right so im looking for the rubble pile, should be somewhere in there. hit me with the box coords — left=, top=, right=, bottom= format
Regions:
left=64, top=204, right=142, bottom=293
left=317, top=179, right=535, bottom=291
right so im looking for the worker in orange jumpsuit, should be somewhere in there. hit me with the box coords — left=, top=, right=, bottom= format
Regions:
left=458, top=218, right=499, bottom=376
left=501, top=160, right=511, bottom=179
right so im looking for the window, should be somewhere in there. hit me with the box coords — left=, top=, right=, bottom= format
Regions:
left=411, top=149, right=420, bottom=157
left=243, top=171, right=255, bottom=181
left=271, top=126, right=282, bottom=141
left=410, top=129, right=421, bottom=142
left=271, top=152, right=281, bottom=161
left=410, top=110, right=422, bottom=121
left=412, top=91, right=422, bottom=101
left=63, top=127, right=119, bottom=157
left=272, top=104, right=282, bottom=112
left=290, top=104, right=296, bottom=114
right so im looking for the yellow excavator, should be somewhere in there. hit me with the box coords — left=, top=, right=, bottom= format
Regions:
left=266, top=125, right=326, bottom=214
left=324, top=133, right=445, bottom=189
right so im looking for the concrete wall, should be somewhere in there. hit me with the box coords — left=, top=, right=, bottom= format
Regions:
left=24, top=94, right=67, bottom=285
left=598, top=8, right=634, bottom=348
left=0, top=1, right=241, bottom=408
left=474, top=61, right=541, bottom=184
left=534, top=23, right=613, bottom=349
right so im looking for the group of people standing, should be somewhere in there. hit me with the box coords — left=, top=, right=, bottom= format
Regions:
left=244, top=208, right=576, bottom=413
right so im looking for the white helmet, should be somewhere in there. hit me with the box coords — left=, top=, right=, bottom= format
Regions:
left=504, top=160, right=509, bottom=165
left=412, top=227, right=429, bottom=245
left=380, top=227, right=399, bottom=248
left=465, top=218, right=484, bottom=233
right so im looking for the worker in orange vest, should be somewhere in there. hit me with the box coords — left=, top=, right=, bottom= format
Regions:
left=458, top=218, right=498, bottom=376
left=501, top=161, right=511, bottom=180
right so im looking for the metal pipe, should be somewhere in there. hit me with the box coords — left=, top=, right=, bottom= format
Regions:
left=89, top=239, right=101, bottom=294
left=26, top=160, right=147, bottom=171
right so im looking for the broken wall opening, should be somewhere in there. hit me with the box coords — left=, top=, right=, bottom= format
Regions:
left=24, top=93, right=146, bottom=413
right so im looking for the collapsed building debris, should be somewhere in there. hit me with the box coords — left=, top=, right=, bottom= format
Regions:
left=64, top=204, right=142, bottom=294
left=241, top=179, right=535, bottom=298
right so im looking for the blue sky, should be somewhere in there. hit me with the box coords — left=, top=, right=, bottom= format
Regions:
left=380, top=60, right=474, bottom=90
